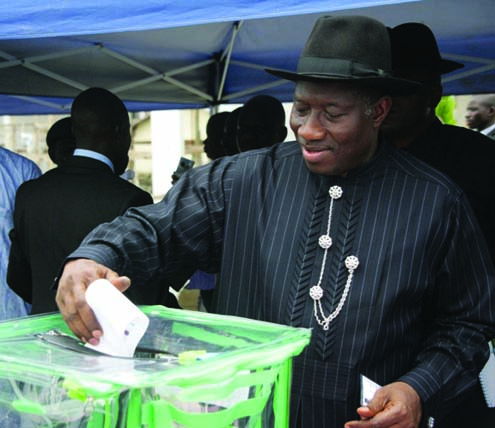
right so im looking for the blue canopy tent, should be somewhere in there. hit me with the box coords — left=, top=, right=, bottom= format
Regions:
left=0, top=0, right=493, bottom=114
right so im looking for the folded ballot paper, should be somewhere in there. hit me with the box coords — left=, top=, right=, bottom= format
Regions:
left=479, top=341, right=495, bottom=408
left=85, top=279, right=149, bottom=357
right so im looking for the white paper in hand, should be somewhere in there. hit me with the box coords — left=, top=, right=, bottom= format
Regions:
left=479, top=342, right=495, bottom=407
left=360, top=374, right=381, bottom=406
left=85, top=279, right=149, bottom=357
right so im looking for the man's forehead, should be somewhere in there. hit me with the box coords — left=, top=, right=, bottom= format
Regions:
left=293, top=81, right=362, bottom=103
left=468, top=100, right=483, bottom=109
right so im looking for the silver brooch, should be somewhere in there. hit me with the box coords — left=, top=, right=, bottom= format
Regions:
left=329, top=186, right=343, bottom=200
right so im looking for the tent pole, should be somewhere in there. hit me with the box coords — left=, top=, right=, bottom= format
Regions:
left=217, top=20, right=243, bottom=102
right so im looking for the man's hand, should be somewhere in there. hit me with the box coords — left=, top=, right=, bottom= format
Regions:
left=345, top=381, right=422, bottom=428
left=55, top=259, right=131, bottom=345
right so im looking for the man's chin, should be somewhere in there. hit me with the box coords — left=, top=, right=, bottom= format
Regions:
left=303, top=158, right=335, bottom=176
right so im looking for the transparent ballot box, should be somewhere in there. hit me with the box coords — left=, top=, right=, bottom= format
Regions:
left=0, top=306, right=311, bottom=427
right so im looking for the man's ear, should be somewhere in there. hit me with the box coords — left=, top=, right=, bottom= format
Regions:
left=373, top=96, right=392, bottom=128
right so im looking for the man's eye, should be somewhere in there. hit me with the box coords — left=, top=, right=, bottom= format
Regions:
left=294, top=106, right=310, bottom=115
left=325, top=112, right=343, bottom=120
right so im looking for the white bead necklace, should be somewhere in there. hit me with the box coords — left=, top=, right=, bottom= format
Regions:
left=309, top=185, right=359, bottom=330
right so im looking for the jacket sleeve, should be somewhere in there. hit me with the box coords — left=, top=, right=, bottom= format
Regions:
left=7, top=227, right=33, bottom=303
left=66, top=159, right=232, bottom=290
left=398, top=192, right=495, bottom=423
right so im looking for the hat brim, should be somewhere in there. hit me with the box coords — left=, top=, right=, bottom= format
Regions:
left=438, top=59, right=464, bottom=74
left=265, top=67, right=421, bottom=94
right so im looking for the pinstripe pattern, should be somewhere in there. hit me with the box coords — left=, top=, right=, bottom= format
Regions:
left=74, top=140, right=495, bottom=427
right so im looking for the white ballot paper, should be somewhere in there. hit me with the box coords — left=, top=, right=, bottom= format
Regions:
left=479, top=341, right=495, bottom=407
left=85, top=279, right=149, bottom=357
left=360, top=374, right=381, bottom=406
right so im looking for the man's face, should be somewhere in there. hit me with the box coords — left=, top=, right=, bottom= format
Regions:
left=290, top=81, right=387, bottom=176
left=465, top=99, right=491, bottom=130
left=203, top=136, right=225, bottom=160
left=380, top=89, right=433, bottom=139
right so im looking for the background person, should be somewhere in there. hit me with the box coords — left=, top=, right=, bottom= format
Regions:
left=185, top=96, right=288, bottom=310
left=46, top=116, right=76, bottom=166
left=465, top=94, right=495, bottom=140
left=188, top=97, right=288, bottom=310
left=381, top=22, right=495, bottom=266
left=203, top=111, right=230, bottom=160
left=8, top=87, right=178, bottom=314
left=0, top=147, right=41, bottom=320
left=236, top=94, right=288, bottom=152
left=221, top=107, right=242, bottom=156
left=380, top=23, right=495, bottom=426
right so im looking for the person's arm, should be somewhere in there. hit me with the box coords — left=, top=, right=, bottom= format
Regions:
left=346, top=192, right=495, bottom=427
left=7, top=228, right=33, bottom=303
left=398, top=194, right=495, bottom=417
left=7, top=185, right=35, bottom=304
left=56, top=158, right=231, bottom=342
left=22, top=158, right=41, bottom=181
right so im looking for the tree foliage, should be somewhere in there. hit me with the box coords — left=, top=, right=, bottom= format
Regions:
left=436, top=96, right=457, bottom=125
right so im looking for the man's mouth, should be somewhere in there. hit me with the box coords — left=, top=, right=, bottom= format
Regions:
left=300, top=144, right=334, bottom=164
left=300, top=144, right=331, bottom=153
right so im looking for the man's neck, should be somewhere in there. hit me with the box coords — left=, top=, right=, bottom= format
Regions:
left=73, top=148, right=115, bottom=173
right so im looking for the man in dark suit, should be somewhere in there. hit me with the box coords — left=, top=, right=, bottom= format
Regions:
left=55, top=18, right=495, bottom=428
left=465, top=94, right=495, bottom=140
left=382, top=23, right=495, bottom=266
left=381, top=22, right=495, bottom=427
left=7, top=87, right=178, bottom=314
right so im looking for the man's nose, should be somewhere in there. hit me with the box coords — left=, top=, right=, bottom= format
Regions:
left=298, top=112, right=325, bottom=141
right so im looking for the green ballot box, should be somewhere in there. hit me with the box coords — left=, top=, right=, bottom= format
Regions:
left=0, top=306, right=311, bottom=427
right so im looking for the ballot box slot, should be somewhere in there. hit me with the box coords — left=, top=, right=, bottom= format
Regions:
left=35, top=330, right=179, bottom=360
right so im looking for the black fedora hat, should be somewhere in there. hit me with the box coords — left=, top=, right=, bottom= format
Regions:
left=389, top=23, right=464, bottom=76
left=266, top=15, right=419, bottom=92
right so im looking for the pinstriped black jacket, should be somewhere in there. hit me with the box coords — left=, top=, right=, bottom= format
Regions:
left=71, top=140, right=495, bottom=427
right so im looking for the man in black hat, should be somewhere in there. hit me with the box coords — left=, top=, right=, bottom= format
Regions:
left=381, top=22, right=495, bottom=427
left=54, top=16, right=495, bottom=428
left=382, top=22, right=495, bottom=266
